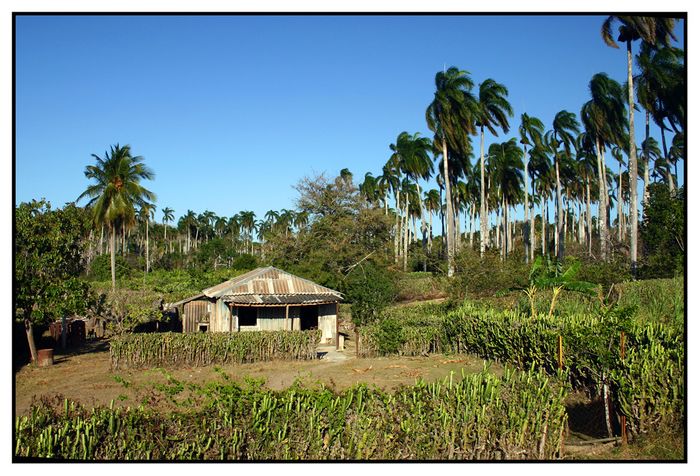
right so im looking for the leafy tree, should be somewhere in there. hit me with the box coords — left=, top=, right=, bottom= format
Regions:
left=77, top=144, right=155, bottom=290
left=15, top=200, right=92, bottom=362
left=343, top=262, right=397, bottom=327
left=639, top=183, right=684, bottom=278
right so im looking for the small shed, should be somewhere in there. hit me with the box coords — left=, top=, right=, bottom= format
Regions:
left=168, top=267, right=343, bottom=346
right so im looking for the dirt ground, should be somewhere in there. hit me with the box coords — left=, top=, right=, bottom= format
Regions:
left=14, top=338, right=500, bottom=417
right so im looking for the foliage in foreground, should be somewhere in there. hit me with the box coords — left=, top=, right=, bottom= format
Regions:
left=358, top=299, right=684, bottom=439
left=110, top=331, right=320, bottom=370
left=15, top=366, right=568, bottom=460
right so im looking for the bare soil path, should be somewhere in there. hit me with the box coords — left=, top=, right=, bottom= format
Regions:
left=14, top=337, right=500, bottom=416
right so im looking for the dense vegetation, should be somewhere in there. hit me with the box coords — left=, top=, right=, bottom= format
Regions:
left=15, top=366, right=568, bottom=460
left=110, top=331, right=320, bottom=370
left=14, top=15, right=685, bottom=461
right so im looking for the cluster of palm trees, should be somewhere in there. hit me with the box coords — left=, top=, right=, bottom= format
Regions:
left=77, top=16, right=683, bottom=287
left=358, top=15, right=683, bottom=276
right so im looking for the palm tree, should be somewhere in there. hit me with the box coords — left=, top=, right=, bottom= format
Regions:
left=181, top=210, right=197, bottom=253
left=640, top=137, right=661, bottom=205
left=575, top=132, right=598, bottom=256
left=490, top=139, right=524, bottom=257
left=359, top=172, right=379, bottom=207
left=339, top=168, right=353, bottom=184
left=528, top=145, right=551, bottom=257
left=239, top=211, right=256, bottom=254
left=519, top=113, right=545, bottom=262
left=77, top=144, right=155, bottom=290
left=395, top=131, right=434, bottom=271
left=611, top=145, right=627, bottom=241
left=424, top=189, right=440, bottom=252
left=161, top=207, right=174, bottom=243
left=602, top=15, right=678, bottom=273
left=138, top=202, right=156, bottom=273
left=580, top=73, right=628, bottom=261
left=475, top=79, right=513, bottom=257
left=635, top=43, right=684, bottom=194
left=549, top=111, right=580, bottom=260
left=426, top=67, right=477, bottom=277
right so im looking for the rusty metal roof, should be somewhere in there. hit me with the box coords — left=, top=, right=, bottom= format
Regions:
left=202, top=267, right=342, bottom=302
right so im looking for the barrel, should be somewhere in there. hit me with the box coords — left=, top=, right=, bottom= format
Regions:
left=37, top=348, right=54, bottom=367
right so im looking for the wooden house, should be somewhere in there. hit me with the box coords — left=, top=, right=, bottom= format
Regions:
left=168, top=267, right=342, bottom=346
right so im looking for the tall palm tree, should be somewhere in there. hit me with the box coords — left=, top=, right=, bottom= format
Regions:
left=575, top=132, right=598, bottom=256
left=580, top=73, right=628, bottom=261
left=426, top=67, right=477, bottom=277
left=77, top=144, right=155, bottom=290
left=602, top=15, right=678, bottom=273
left=239, top=211, right=256, bottom=254
left=181, top=210, right=197, bottom=253
left=611, top=145, right=629, bottom=241
left=528, top=145, right=551, bottom=257
left=475, top=79, right=513, bottom=257
left=161, top=207, right=174, bottom=243
left=519, top=113, right=545, bottom=262
left=394, top=131, right=434, bottom=270
left=490, top=139, right=524, bottom=257
left=635, top=43, right=684, bottom=194
left=548, top=111, right=580, bottom=260
left=138, top=202, right=156, bottom=273
left=359, top=172, right=379, bottom=207
left=424, top=189, right=440, bottom=251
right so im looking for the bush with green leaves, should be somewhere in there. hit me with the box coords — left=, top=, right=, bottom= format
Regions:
left=342, top=262, right=397, bottom=326
left=639, top=184, right=685, bottom=279
left=87, top=254, right=133, bottom=281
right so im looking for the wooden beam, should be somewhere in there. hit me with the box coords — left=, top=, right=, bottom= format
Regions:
left=335, top=302, right=339, bottom=350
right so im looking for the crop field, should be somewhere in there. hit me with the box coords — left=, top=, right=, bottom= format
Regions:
left=14, top=278, right=685, bottom=461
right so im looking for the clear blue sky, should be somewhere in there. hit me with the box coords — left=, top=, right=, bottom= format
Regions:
left=15, top=14, right=685, bottom=224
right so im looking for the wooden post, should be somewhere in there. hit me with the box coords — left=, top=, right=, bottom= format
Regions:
left=335, top=302, right=340, bottom=350
left=620, top=331, right=628, bottom=446
left=558, top=335, right=563, bottom=370
left=285, top=305, right=289, bottom=331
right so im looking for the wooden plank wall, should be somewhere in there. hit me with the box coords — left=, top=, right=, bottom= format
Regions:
left=318, top=303, right=337, bottom=344
left=183, top=300, right=211, bottom=332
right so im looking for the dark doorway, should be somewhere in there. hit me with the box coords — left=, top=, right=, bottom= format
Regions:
left=300, top=306, right=319, bottom=331
left=238, top=307, right=257, bottom=327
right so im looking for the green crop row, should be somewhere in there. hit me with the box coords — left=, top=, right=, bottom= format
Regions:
left=110, top=330, right=320, bottom=370
left=15, top=365, right=568, bottom=460
left=358, top=302, right=684, bottom=438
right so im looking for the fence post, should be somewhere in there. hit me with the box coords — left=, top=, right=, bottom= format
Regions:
left=620, top=330, right=627, bottom=446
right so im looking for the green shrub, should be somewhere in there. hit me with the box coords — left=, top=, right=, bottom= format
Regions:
left=343, top=262, right=397, bottom=326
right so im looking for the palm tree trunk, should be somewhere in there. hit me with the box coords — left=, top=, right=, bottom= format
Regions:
left=442, top=140, right=455, bottom=276
left=627, top=40, right=639, bottom=275
left=110, top=223, right=117, bottom=290
left=428, top=210, right=433, bottom=252
left=146, top=219, right=150, bottom=274
left=504, top=199, right=509, bottom=257
left=586, top=178, right=592, bottom=257
left=524, top=147, right=530, bottom=263
left=542, top=194, right=547, bottom=257
left=394, top=191, right=401, bottom=265
left=617, top=160, right=623, bottom=242
left=416, top=183, right=428, bottom=272
left=530, top=178, right=536, bottom=261
left=454, top=206, right=461, bottom=252
left=596, top=139, right=608, bottom=261
left=555, top=153, right=564, bottom=261
left=643, top=112, right=651, bottom=210
left=403, top=199, right=409, bottom=272
left=479, top=126, right=487, bottom=257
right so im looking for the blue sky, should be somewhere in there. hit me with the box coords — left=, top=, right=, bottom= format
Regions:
left=15, top=14, right=685, bottom=224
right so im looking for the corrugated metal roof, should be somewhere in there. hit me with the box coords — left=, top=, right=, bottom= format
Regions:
left=223, top=294, right=341, bottom=305
left=202, top=267, right=342, bottom=302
